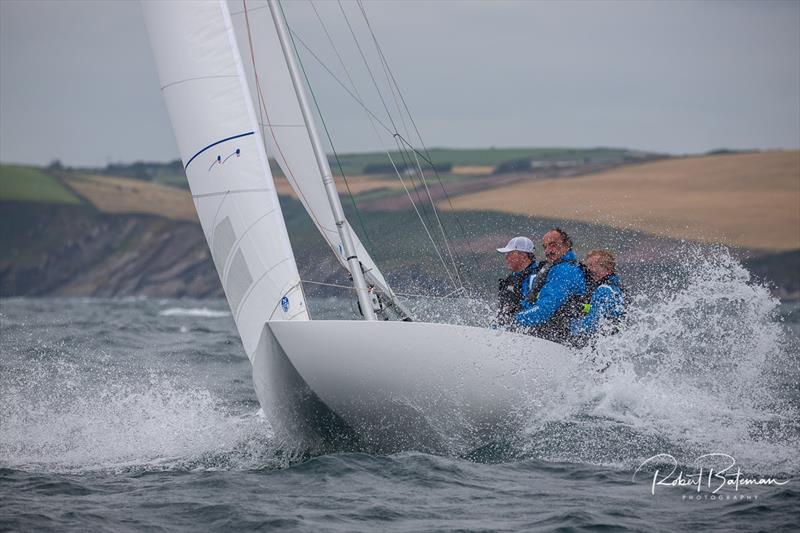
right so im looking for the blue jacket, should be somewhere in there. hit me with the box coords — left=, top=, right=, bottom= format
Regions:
left=571, top=274, right=625, bottom=336
left=515, top=250, right=586, bottom=327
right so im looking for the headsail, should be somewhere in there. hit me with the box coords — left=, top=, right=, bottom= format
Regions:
left=142, top=0, right=309, bottom=360
left=228, top=0, right=409, bottom=318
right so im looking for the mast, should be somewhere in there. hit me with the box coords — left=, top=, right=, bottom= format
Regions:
left=267, top=0, right=377, bottom=321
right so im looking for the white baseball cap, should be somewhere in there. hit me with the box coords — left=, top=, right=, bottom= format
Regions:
left=497, top=236, right=534, bottom=254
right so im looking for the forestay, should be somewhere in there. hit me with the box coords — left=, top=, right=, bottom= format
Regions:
left=142, top=0, right=309, bottom=359
left=227, top=0, right=401, bottom=306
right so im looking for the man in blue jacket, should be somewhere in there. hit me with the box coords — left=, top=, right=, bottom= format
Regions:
left=515, top=228, right=586, bottom=344
left=571, top=249, right=625, bottom=343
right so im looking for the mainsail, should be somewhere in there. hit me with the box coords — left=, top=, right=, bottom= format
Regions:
left=142, top=0, right=309, bottom=360
left=227, top=0, right=405, bottom=313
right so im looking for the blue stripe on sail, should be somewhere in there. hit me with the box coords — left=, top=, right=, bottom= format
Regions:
left=185, top=131, right=254, bottom=170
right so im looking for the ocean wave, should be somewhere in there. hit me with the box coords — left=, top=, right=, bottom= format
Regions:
left=158, top=307, right=231, bottom=318
left=0, top=358, right=289, bottom=473
left=514, top=246, right=800, bottom=474
left=1, top=247, right=797, bottom=477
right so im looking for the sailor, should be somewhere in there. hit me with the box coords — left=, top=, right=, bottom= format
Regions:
left=515, top=228, right=586, bottom=344
left=571, top=249, right=625, bottom=344
left=495, top=236, right=539, bottom=329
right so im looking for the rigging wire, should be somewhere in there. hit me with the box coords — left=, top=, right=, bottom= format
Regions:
left=262, top=18, right=461, bottom=291
left=355, top=3, right=453, bottom=223
left=333, top=1, right=465, bottom=291
left=292, top=1, right=462, bottom=291
left=272, top=0, right=481, bottom=297
left=334, top=2, right=437, bottom=227
left=301, top=279, right=464, bottom=300
left=267, top=1, right=375, bottom=255
left=318, top=0, right=461, bottom=291
left=354, top=0, right=468, bottom=292
left=355, top=0, right=482, bottom=293
left=278, top=25, right=444, bottom=250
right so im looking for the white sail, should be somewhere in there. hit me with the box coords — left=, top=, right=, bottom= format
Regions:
left=227, top=0, right=400, bottom=305
left=142, top=0, right=309, bottom=360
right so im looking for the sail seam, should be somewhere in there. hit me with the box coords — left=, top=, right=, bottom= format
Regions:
left=257, top=122, right=306, bottom=128
left=161, top=74, right=237, bottom=91
left=192, top=187, right=270, bottom=199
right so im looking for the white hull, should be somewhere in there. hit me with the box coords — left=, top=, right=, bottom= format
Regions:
left=252, top=320, right=576, bottom=453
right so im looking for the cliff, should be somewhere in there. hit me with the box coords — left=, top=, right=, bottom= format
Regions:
left=1, top=152, right=798, bottom=301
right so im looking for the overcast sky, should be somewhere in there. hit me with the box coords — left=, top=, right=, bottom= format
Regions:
left=1, top=0, right=798, bottom=167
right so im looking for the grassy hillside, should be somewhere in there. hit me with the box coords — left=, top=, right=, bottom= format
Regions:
left=0, top=165, right=82, bottom=204
left=64, top=174, right=197, bottom=222
left=442, top=151, right=800, bottom=252
left=92, top=147, right=646, bottom=182
left=2, top=153, right=798, bottom=299
left=328, top=148, right=630, bottom=173
left=102, top=160, right=188, bottom=189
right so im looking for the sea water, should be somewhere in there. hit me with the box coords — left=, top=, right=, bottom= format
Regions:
left=1, top=250, right=798, bottom=531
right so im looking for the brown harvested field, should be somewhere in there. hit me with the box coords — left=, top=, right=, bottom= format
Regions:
left=65, top=173, right=406, bottom=220
left=273, top=174, right=406, bottom=198
left=441, top=151, right=800, bottom=252
left=65, top=174, right=198, bottom=222
left=451, top=165, right=494, bottom=175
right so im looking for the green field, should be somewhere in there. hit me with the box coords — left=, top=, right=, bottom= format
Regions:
left=153, top=171, right=189, bottom=189
left=0, top=165, right=82, bottom=204
left=70, top=147, right=643, bottom=183
left=330, top=147, right=635, bottom=175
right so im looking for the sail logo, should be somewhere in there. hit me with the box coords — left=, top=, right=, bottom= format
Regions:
left=280, top=296, right=289, bottom=312
left=183, top=131, right=254, bottom=171
left=208, top=148, right=241, bottom=172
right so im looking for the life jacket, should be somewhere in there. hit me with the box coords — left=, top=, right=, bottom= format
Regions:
left=579, top=269, right=626, bottom=324
left=524, top=254, right=588, bottom=344
left=570, top=273, right=626, bottom=349
left=497, top=261, right=538, bottom=326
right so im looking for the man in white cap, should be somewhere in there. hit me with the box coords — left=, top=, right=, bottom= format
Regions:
left=496, top=236, right=539, bottom=328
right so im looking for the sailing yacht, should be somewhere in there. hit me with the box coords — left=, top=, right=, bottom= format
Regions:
left=142, top=0, right=574, bottom=453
